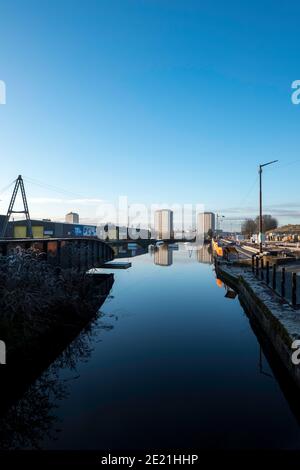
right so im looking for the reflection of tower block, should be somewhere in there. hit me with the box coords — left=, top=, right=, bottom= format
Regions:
left=154, top=246, right=173, bottom=266
left=154, top=210, right=174, bottom=239
left=197, top=246, right=212, bottom=264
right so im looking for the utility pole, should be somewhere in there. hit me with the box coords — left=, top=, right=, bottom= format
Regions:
left=1, top=175, right=33, bottom=238
left=258, top=160, right=278, bottom=253
left=216, top=214, right=225, bottom=235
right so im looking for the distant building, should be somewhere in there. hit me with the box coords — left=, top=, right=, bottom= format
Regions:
left=65, top=212, right=79, bottom=224
left=197, top=212, right=215, bottom=237
left=154, top=209, right=174, bottom=239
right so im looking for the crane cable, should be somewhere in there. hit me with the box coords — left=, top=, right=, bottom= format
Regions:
left=23, top=176, right=87, bottom=199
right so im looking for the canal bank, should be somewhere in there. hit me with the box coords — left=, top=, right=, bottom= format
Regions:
left=215, top=259, right=300, bottom=389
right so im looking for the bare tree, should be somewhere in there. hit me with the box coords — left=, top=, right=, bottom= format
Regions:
left=255, top=214, right=278, bottom=232
left=241, top=219, right=257, bottom=238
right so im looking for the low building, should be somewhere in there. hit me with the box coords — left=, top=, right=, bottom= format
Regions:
left=4, top=218, right=151, bottom=240
left=7, top=219, right=97, bottom=239
left=266, top=225, right=300, bottom=242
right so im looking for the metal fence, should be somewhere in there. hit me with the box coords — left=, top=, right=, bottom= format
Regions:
left=251, top=255, right=300, bottom=309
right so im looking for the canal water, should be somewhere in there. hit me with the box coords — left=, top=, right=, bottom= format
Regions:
left=2, top=243, right=300, bottom=449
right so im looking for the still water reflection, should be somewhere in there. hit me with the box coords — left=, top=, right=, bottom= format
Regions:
left=1, top=243, right=300, bottom=450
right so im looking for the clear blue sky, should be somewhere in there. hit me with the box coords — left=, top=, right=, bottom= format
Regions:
left=0, top=0, right=300, bottom=229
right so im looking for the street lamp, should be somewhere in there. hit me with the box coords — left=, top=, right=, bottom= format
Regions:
left=258, top=160, right=278, bottom=253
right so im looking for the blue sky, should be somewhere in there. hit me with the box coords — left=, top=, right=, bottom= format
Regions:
left=0, top=0, right=300, bottom=229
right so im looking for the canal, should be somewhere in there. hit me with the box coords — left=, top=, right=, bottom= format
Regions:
left=1, top=243, right=300, bottom=449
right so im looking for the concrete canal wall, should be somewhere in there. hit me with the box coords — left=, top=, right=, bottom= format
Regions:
left=215, top=260, right=300, bottom=389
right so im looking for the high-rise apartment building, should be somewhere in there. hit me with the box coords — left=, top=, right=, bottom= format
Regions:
left=197, top=212, right=215, bottom=236
left=65, top=212, right=79, bottom=224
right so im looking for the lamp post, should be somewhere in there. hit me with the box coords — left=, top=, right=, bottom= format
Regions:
left=216, top=214, right=225, bottom=236
left=258, top=160, right=278, bottom=253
